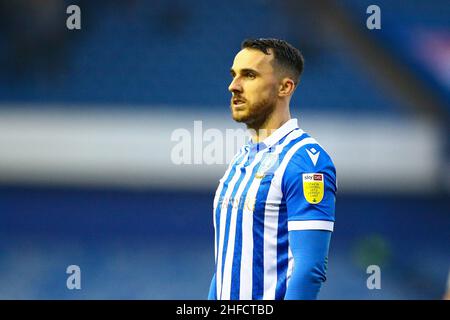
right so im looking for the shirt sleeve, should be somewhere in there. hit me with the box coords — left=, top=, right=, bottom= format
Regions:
left=282, top=144, right=337, bottom=232
left=284, top=230, right=331, bottom=300
left=207, top=273, right=216, bottom=300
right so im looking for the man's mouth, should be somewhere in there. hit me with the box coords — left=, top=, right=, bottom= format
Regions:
left=232, top=97, right=246, bottom=108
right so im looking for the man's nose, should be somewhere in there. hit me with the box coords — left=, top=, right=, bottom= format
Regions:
left=228, top=77, right=243, bottom=93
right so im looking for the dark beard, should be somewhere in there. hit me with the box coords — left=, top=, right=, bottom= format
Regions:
left=232, top=95, right=277, bottom=130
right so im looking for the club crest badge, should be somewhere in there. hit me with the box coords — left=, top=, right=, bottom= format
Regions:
left=255, top=153, right=278, bottom=179
left=302, top=173, right=324, bottom=204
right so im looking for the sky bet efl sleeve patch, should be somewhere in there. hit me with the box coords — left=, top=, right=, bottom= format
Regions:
left=302, top=173, right=324, bottom=204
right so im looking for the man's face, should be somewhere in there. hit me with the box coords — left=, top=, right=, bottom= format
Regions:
left=229, top=48, right=279, bottom=126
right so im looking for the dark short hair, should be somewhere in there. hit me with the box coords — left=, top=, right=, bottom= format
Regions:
left=241, top=38, right=304, bottom=85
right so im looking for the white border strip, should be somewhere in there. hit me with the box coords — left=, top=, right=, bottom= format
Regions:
left=288, top=220, right=334, bottom=232
left=0, top=107, right=442, bottom=192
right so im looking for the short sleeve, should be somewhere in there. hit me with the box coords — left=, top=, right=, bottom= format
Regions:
left=281, top=144, right=337, bottom=232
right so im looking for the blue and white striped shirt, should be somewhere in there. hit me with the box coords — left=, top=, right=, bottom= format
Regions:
left=212, top=118, right=337, bottom=300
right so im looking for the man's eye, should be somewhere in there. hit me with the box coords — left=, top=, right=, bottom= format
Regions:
left=247, top=73, right=256, bottom=79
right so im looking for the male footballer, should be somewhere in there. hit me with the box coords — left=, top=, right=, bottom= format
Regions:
left=208, top=38, right=337, bottom=300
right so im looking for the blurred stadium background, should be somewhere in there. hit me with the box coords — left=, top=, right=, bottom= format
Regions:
left=0, top=0, right=449, bottom=299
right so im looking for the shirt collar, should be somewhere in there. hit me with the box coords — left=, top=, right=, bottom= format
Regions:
left=248, top=118, right=299, bottom=151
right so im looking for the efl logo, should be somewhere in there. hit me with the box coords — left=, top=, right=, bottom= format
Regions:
left=313, top=174, right=323, bottom=181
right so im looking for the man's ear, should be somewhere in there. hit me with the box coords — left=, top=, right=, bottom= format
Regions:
left=278, top=78, right=296, bottom=97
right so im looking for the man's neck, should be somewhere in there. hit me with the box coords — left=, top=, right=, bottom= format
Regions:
left=248, top=110, right=291, bottom=143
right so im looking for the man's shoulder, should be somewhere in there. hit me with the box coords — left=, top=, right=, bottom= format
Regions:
left=285, top=132, right=335, bottom=173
